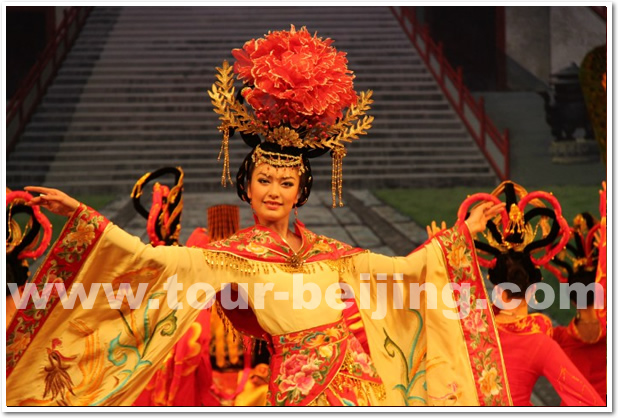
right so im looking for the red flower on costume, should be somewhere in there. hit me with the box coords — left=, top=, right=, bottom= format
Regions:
left=278, top=353, right=320, bottom=396
left=232, top=25, right=357, bottom=131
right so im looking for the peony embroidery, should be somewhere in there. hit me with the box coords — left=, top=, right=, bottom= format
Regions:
left=347, top=336, right=377, bottom=376
left=447, top=238, right=472, bottom=270
left=354, top=351, right=374, bottom=375
left=478, top=367, right=500, bottom=396
left=463, top=309, right=487, bottom=334
left=65, top=223, right=96, bottom=248
left=278, top=353, right=321, bottom=397
left=232, top=25, right=357, bottom=132
left=245, top=241, right=269, bottom=256
left=318, top=345, right=334, bottom=360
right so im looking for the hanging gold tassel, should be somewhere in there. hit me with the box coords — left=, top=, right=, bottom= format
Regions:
left=331, top=147, right=347, bottom=208
left=213, top=302, right=226, bottom=368
left=212, top=300, right=244, bottom=368
left=218, top=127, right=233, bottom=186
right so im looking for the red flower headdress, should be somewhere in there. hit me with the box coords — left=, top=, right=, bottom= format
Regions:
left=457, top=181, right=570, bottom=269
left=209, top=25, right=373, bottom=207
left=131, top=167, right=184, bottom=246
left=6, top=188, right=53, bottom=293
left=6, top=188, right=52, bottom=260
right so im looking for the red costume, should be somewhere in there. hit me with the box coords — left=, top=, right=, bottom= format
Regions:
left=497, top=314, right=604, bottom=406
left=553, top=321, right=606, bottom=403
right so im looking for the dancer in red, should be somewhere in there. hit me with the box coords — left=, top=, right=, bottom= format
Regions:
left=463, top=181, right=604, bottom=406
left=549, top=182, right=607, bottom=404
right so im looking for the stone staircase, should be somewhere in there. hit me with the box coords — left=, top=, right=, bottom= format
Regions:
left=7, top=6, right=499, bottom=195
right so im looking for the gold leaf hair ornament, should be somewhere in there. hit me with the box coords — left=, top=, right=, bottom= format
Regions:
left=208, top=25, right=374, bottom=208
left=456, top=181, right=571, bottom=269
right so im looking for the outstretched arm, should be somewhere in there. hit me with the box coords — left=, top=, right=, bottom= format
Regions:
left=24, top=186, right=80, bottom=217
left=426, top=200, right=506, bottom=240
left=541, top=338, right=605, bottom=406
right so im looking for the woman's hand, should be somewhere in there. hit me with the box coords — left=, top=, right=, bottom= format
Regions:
left=24, top=186, right=80, bottom=217
left=466, top=201, right=506, bottom=235
left=426, top=220, right=446, bottom=239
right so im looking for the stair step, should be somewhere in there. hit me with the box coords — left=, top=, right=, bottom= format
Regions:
left=30, top=109, right=456, bottom=123
left=53, top=74, right=436, bottom=84
left=47, top=80, right=439, bottom=91
left=10, top=147, right=486, bottom=163
left=70, top=37, right=415, bottom=51
left=24, top=121, right=464, bottom=132
left=40, top=92, right=447, bottom=104
left=56, top=63, right=431, bottom=76
left=9, top=152, right=487, bottom=166
left=65, top=46, right=420, bottom=58
left=20, top=128, right=469, bottom=140
left=34, top=101, right=452, bottom=114
left=44, top=84, right=440, bottom=96
left=13, top=141, right=480, bottom=157
left=61, top=57, right=423, bottom=68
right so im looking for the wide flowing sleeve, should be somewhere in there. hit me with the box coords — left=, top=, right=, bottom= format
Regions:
left=342, top=221, right=511, bottom=406
left=6, top=205, right=240, bottom=406
left=539, top=338, right=605, bottom=406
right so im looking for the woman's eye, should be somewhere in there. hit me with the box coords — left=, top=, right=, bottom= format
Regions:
left=282, top=182, right=294, bottom=187
left=258, top=179, right=269, bottom=184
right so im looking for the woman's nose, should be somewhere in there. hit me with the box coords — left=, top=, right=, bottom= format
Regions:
left=267, top=183, right=280, bottom=197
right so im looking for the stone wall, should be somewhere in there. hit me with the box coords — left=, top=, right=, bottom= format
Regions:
left=505, top=6, right=605, bottom=89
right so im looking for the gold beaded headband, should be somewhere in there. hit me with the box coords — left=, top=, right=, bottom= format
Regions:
left=251, top=145, right=306, bottom=175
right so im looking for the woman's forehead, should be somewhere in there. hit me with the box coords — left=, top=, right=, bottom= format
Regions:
left=254, top=163, right=300, bottom=179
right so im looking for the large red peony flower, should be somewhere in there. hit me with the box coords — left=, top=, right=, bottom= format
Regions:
left=232, top=25, right=358, bottom=131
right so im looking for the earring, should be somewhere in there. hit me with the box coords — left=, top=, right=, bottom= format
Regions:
left=294, top=205, right=299, bottom=222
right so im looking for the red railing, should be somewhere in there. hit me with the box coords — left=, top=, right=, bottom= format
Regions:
left=391, top=6, right=510, bottom=181
left=6, top=6, right=93, bottom=156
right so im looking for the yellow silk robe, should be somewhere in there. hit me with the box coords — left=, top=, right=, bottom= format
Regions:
left=6, top=205, right=511, bottom=406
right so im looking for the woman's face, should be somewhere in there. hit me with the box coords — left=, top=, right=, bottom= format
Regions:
left=247, top=163, right=301, bottom=226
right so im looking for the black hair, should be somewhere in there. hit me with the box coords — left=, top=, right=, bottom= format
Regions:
left=568, top=269, right=598, bottom=307
left=488, top=251, right=542, bottom=299
left=6, top=257, right=29, bottom=297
